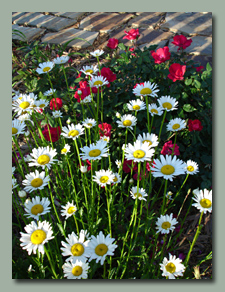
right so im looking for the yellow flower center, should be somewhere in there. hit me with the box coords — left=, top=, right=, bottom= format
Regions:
left=30, top=230, right=46, bottom=245
left=133, top=150, right=145, bottom=159
left=200, top=198, right=212, bottom=208
left=61, top=148, right=67, bottom=154
left=87, top=123, right=93, bottom=127
left=89, top=149, right=101, bottom=157
left=143, top=140, right=152, bottom=147
left=95, top=244, right=108, bottom=256
left=19, top=97, right=23, bottom=100
left=161, top=165, right=175, bottom=175
left=162, top=102, right=172, bottom=110
left=37, top=154, right=50, bottom=165
left=93, top=80, right=103, bottom=86
left=12, top=127, right=18, bottom=135
left=123, top=120, right=132, bottom=127
left=31, top=178, right=43, bottom=188
left=133, top=105, right=140, bottom=110
left=100, top=176, right=109, bottom=183
left=187, top=165, right=194, bottom=172
left=43, top=67, right=51, bottom=72
left=165, top=262, right=176, bottom=274
left=67, top=206, right=76, bottom=214
left=86, top=69, right=93, bottom=74
left=151, top=109, right=158, bottom=114
left=68, top=130, right=79, bottom=137
left=19, top=101, right=30, bottom=109
left=113, top=177, right=118, bottom=182
left=140, top=88, right=152, bottom=95
left=134, top=193, right=142, bottom=198
left=39, top=104, right=46, bottom=108
left=161, top=221, right=171, bottom=230
left=31, top=204, right=44, bottom=215
left=72, top=266, right=83, bottom=276
left=71, top=243, right=84, bottom=256
left=172, top=123, right=180, bottom=130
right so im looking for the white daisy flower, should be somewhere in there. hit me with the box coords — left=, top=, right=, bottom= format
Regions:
left=137, top=133, right=159, bottom=148
left=166, top=191, right=173, bottom=200
left=167, top=118, right=186, bottom=132
left=80, top=65, right=98, bottom=76
left=80, top=140, right=109, bottom=161
left=130, top=186, right=148, bottom=201
left=24, top=196, right=51, bottom=220
left=127, top=99, right=146, bottom=111
left=52, top=110, right=63, bottom=119
left=80, top=95, right=92, bottom=104
left=93, top=169, right=115, bottom=187
left=12, top=95, right=35, bottom=116
left=12, top=119, right=26, bottom=136
left=12, top=93, right=27, bottom=102
left=152, top=155, right=186, bottom=181
left=192, top=189, right=212, bottom=214
left=61, top=123, right=84, bottom=140
left=82, top=118, right=97, bottom=129
left=20, top=220, right=54, bottom=255
left=122, top=144, right=127, bottom=151
left=22, top=170, right=50, bottom=193
left=43, top=88, right=56, bottom=96
left=112, top=173, right=121, bottom=184
left=115, top=160, right=121, bottom=168
left=124, top=139, right=155, bottom=163
left=158, top=96, right=178, bottom=112
left=160, top=253, right=185, bottom=279
left=89, top=76, right=109, bottom=88
left=12, top=166, right=16, bottom=175
left=63, top=260, right=90, bottom=279
left=133, top=81, right=159, bottom=97
left=100, top=135, right=110, bottom=143
left=28, top=146, right=58, bottom=170
left=34, top=99, right=49, bottom=111
left=61, top=201, right=77, bottom=219
left=185, top=160, right=199, bottom=175
left=61, top=144, right=71, bottom=155
left=53, top=55, right=70, bottom=64
left=90, top=49, right=104, bottom=57
left=148, top=103, right=164, bottom=116
left=156, top=213, right=178, bottom=234
left=80, top=165, right=88, bottom=173
left=88, top=231, right=117, bottom=265
left=12, top=178, right=18, bottom=191
left=116, top=114, right=137, bottom=130
left=36, top=61, right=54, bottom=74
left=17, top=113, right=33, bottom=125
left=61, top=230, right=91, bottom=263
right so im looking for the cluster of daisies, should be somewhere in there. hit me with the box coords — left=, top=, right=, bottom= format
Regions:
left=12, top=50, right=212, bottom=280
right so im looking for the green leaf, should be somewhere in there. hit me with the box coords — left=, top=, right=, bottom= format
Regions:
left=183, top=104, right=197, bottom=112
left=137, top=56, right=143, bottom=65
left=185, top=78, right=192, bottom=86
left=194, top=79, right=201, bottom=89
left=118, top=43, right=126, bottom=51
left=206, top=62, right=212, bottom=72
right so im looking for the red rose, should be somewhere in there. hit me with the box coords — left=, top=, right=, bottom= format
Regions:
left=161, top=140, right=180, bottom=156
left=129, top=47, right=137, bottom=57
left=171, top=35, right=192, bottom=50
left=196, top=66, right=204, bottom=72
left=107, top=38, right=119, bottom=49
left=42, top=124, right=61, bottom=142
left=74, top=81, right=91, bottom=103
left=151, top=46, right=171, bottom=64
left=123, top=28, right=140, bottom=41
left=188, top=119, right=203, bottom=132
left=100, top=67, right=116, bottom=88
left=50, top=98, right=63, bottom=110
left=168, top=63, right=186, bottom=82
left=98, top=123, right=112, bottom=138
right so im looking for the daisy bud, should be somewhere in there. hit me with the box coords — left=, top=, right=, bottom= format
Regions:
left=28, top=264, right=35, bottom=273
left=77, top=90, right=82, bottom=95
left=129, top=178, right=134, bottom=184
left=116, top=112, right=121, bottom=118
left=24, top=130, right=30, bottom=137
left=66, top=118, right=71, bottom=124
left=80, top=165, right=88, bottom=173
left=118, top=132, right=123, bottom=137
left=18, top=190, right=27, bottom=198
